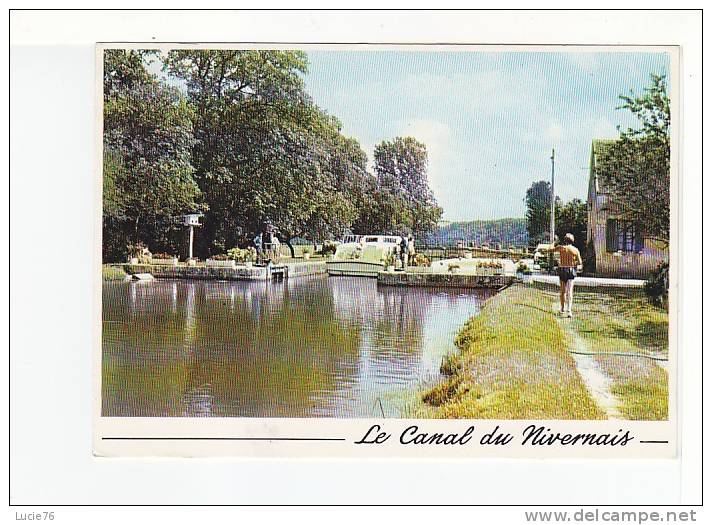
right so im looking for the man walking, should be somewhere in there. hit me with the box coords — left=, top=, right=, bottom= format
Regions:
left=544, top=233, right=582, bottom=317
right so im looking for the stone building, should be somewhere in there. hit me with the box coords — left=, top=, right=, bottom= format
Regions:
left=586, top=139, right=668, bottom=278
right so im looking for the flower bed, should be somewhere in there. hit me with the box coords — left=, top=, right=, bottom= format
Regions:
left=413, top=253, right=431, bottom=267
left=516, top=261, right=533, bottom=282
left=476, top=260, right=504, bottom=276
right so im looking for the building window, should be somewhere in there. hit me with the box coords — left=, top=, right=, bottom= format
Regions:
left=606, top=219, right=643, bottom=253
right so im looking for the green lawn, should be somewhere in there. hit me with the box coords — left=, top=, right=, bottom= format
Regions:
left=564, top=287, right=669, bottom=420
left=102, top=265, right=128, bottom=281
left=416, top=285, right=605, bottom=419
left=415, top=283, right=668, bottom=420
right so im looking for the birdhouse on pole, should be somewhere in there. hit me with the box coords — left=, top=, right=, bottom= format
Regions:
left=183, top=213, right=203, bottom=227
left=182, top=213, right=203, bottom=260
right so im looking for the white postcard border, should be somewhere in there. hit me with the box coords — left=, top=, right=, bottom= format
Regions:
left=94, top=42, right=680, bottom=459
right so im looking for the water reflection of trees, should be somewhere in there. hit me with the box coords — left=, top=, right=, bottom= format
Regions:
left=102, top=281, right=191, bottom=416
left=324, top=278, right=432, bottom=414
left=189, top=279, right=363, bottom=417
left=102, top=279, right=494, bottom=417
left=103, top=279, right=362, bottom=417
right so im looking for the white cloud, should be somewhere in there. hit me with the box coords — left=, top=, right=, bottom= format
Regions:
left=304, top=51, right=668, bottom=220
left=545, top=121, right=563, bottom=143
left=592, top=117, right=619, bottom=138
left=398, top=119, right=453, bottom=196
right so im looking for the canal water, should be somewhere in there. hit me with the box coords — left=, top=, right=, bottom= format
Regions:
left=102, top=276, right=494, bottom=418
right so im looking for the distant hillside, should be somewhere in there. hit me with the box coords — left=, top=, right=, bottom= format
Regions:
left=425, top=218, right=529, bottom=247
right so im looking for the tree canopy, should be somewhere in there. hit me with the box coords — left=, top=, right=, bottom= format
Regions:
left=524, top=180, right=558, bottom=247
left=555, top=198, right=587, bottom=254
left=524, top=181, right=586, bottom=253
left=102, top=50, right=442, bottom=261
left=364, top=137, right=443, bottom=236
left=596, top=74, right=670, bottom=244
left=103, top=50, right=202, bottom=261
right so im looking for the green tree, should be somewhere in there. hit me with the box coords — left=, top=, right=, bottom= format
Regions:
left=524, top=180, right=560, bottom=247
left=103, top=50, right=201, bottom=261
left=299, top=132, right=368, bottom=245
left=103, top=50, right=445, bottom=260
left=369, top=137, right=443, bottom=236
left=555, top=198, right=588, bottom=253
left=163, top=50, right=368, bottom=256
left=103, top=49, right=156, bottom=96
left=596, top=74, right=670, bottom=244
left=246, top=112, right=362, bottom=257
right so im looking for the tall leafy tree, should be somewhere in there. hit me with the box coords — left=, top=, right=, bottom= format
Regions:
left=247, top=112, right=362, bottom=257
left=555, top=198, right=588, bottom=253
left=596, top=74, right=670, bottom=244
left=103, top=49, right=156, bottom=96
left=163, top=50, right=377, bottom=257
left=103, top=50, right=201, bottom=261
left=298, top=131, right=367, bottom=246
left=103, top=50, right=449, bottom=260
left=524, top=181, right=585, bottom=250
left=370, top=137, right=443, bottom=236
left=524, top=180, right=559, bottom=247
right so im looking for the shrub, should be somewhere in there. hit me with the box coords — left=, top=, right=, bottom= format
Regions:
left=209, top=253, right=230, bottom=261
left=126, top=242, right=151, bottom=263
left=102, top=265, right=127, bottom=281
left=476, top=260, right=503, bottom=270
left=152, top=252, right=175, bottom=260
left=644, top=262, right=669, bottom=307
left=126, top=242, right=147, bottom=258
left=440, top=353, right=462, bottom=376
left=227, top=247, right=257, bottom=263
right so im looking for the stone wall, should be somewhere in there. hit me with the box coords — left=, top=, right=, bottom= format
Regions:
left=284, top=261, right=327, bottom=277
left=377, top=271, right=514, bottom=289
left=122, top=261, right=326, bottom=281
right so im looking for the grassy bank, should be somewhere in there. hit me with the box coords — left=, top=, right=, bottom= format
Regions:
left=102, top=265, right=128, bottom=281
left=561, top=287, right=668, bottom=420
left=417, top=285, right=605, bottom=419
left=416, top=284, right=668, bottom=420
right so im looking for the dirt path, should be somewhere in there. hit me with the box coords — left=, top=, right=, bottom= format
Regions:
left=553, top=288, right=669, bottom=421
left=560, top=321, right=623, bottom=420
left=416, top=285, right=667, bottom=420
left=555, top=313, right=622, bottom=419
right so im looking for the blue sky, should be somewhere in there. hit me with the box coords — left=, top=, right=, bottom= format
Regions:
left=302, top=51, right=669, bottom=221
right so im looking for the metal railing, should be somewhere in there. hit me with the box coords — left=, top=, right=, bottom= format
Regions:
left=415, top=244, right=533, bottom=261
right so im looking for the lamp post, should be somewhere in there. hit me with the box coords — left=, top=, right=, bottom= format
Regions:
left=549, top=149, right=556, bottom=274
left=550, top=149, right=555, bottom=245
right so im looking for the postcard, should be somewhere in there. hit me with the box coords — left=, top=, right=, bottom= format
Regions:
left=95, top=43, right=677, bottom=458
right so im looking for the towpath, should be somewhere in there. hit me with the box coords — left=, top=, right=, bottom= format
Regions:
left=532, top=274, right=645, bottom=288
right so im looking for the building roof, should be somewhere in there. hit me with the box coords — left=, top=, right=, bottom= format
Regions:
left=589, top=139, right=617, bottom=195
